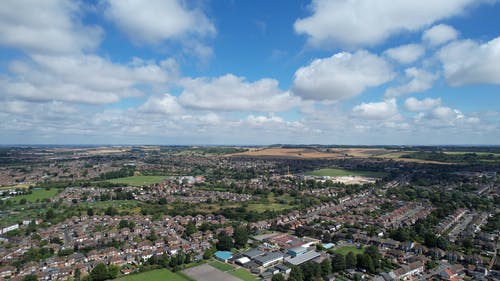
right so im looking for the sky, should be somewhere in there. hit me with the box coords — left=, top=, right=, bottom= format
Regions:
left=0, top=0, right=499, bottom=145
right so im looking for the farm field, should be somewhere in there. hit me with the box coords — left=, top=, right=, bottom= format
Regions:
left=13, top=188, right=59, bottom=203
left=305, top=168, right=386, bottom=178
left=333, top=245, right=365, bottom=256
left=228, top=148, right=344, bottom=159
left=115, top=269, right=190, bottom=281
left=107, top=176, right=166, bottom=186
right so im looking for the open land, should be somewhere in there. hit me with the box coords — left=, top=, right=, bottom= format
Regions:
left=115, top=269, right=190, bottom=281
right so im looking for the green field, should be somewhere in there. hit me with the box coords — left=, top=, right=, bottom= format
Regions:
left=208, top=260, right=235, bottom=272
left=305, top=168, right=386, bottom=178
left=246, top=203, right=294, bottom=212
left=115, top=269, right=190, bottom=281
left=333, top=245, right=365, bottom=256
left=208, top=261, right=258, bottom=281
left=230, top=268, right=259, bottom=281
left=107, top=176, right=166, bottom=186
left=13, top=188, right=59, bottom=203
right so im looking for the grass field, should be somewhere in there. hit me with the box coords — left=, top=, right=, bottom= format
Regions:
left=0, top=184, right=30, bottom=190
left=333, top=246, right=365, bottom=256
left=115, top=269, right=190, bottom=281
left=305, top=168, right=386, bottom=178
left=13, top=188, right=59, bottom=203
left=208, top=261, right=258, bottom=281
left=107, top=176, right=166, bottom=186
left=246, top=203, right=294, bottom=212
left=208, top=261, right=235, bottom=272
left=230, top=268, right=259, bottom=281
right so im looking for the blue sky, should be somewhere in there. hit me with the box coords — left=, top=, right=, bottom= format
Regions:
left=0, top=0, right=499, bottom=145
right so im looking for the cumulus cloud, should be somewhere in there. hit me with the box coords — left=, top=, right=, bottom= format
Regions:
left=384, top=44, right=425, bottom=64
left=1, top=54, right=174, bottom=104
left=0, top=0, right=102, bottom=54
left=292, top=50, right=394, bottom=101
left=404, top=97, right=441, bottom=111
left=104, top=0, right=215, bottom=44
left=352, top=99, right=398, bottom=120
left=422, top=24, right=459, bottom=47
left=294, top=0, right=479, bottom=47
left=385, top=67, right=438, bottom=98
left=438, top=37, right=500, bottom=86
left=139, top=94, right=183, bottom=115
left=416, top=106, right=480, bottom=127
left=178, top=74, right=299, bottom=112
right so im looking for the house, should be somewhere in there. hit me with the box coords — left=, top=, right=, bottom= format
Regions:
left=439, top=268, right=458, bottom=281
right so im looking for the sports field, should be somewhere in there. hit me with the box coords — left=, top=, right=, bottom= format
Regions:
left=333, top=245, right=365, bottom=255
left=14, top=188, right=59, bottom=203
left=305, top=168, right=386, bottom=178
left=115, top=269, right=190, bottom=281
left=107, top=176, right=166, bottom=186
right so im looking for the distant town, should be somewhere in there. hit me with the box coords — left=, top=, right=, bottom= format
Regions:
left=0, top=145, right=498, bottom=281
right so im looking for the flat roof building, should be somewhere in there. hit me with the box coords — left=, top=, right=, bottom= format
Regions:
left=285, top=251, right=321, bottom=266
left=254, top=252, right=284, bottom=268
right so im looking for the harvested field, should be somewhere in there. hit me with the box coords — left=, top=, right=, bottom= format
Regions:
left=227, top=148, right=345, bottom=159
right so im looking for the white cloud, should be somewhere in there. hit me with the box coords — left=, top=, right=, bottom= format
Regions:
left=294, top=0, right=480, bottom=48
left=246, top=115, right=284, bottom=126
left=416, top=106, right=480, bottom=127
left=178, top=74, right=299, bottom=112
left=292, top=50, right=394, bottom=101
left=0, top=0, right=102, bottom=54
left=139, top=94, right=183, bottom=115
left=404, top=97, right=441, bottom=111
left=438, top=37, right=500, bottom=86
left=104, top=0, right=215, bottom=44
left=422, top=24, right=459, bottom=47
left=385, top=67, right=438, bottom=98
left=352, top=99, right=398, bottom=120
left=384, top=44, right=425, bottom=64
left=1, top=54, right=174, bottom=104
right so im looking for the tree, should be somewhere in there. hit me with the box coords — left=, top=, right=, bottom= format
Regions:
left=271, top=274, right=285, bottom=281
left=74, top=268, right=81, bottom=281
left=87, top=208, right=94, bottom=217
left=332, top=253, right=346, bottom=272
left=321, top=258, right=333, bottom=277
left=119, top=219, right=129, bottom=229
left=45, top=209, right=56, bottom=221
left=289, top=266, right=304, bottom=281
left=358, top=253, right=375, bottom=273
left=21, top=275, right=38, bottom=281
left=345, top=252, right=357, bottom=269
left=147, top=229, right=158, bottom=242
left=216, top=232, right=234, bottom=251
left=90, top=263, right=109, bottom=281
left=233, top=226, right=249, bottom=249
left=184, top=222, right=197, bottom=237
left=104, top=206, right=118, bottom=216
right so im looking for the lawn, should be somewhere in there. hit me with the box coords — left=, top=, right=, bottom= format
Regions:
left=333, top=245, right=365, bottom=256
left=115, top=269, right=190, bottom=281
left=13, top=188, right=59, bottom=203
left=230, top=268, right=259, bottom=281
left=208, top=260, right=235, bottom=272
left=107, top=176, right=167, bottom=186
left=305, top=168, right=386, bottom=178
left=246, top=203, right=294, bottom=212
